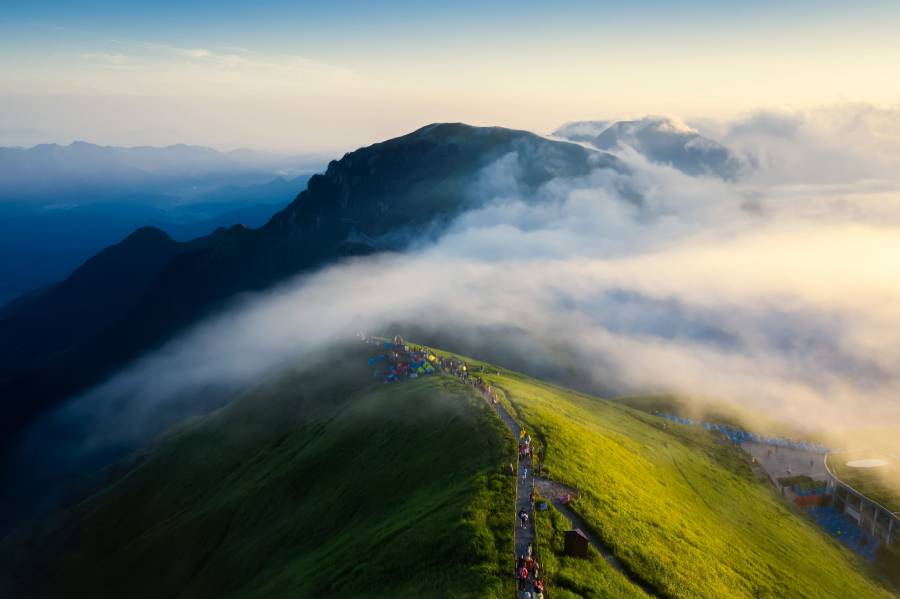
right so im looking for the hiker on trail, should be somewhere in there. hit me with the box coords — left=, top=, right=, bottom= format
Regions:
left=522, top=466, right=528, bottom=481
left=534, top=578, right=544, bottom=594
left=518, top=566, right=529, bottom=589
left=519, top=508, right=529, bottom=528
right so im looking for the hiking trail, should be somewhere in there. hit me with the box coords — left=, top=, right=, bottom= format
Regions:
left=477, top=383, right=660, bottom=598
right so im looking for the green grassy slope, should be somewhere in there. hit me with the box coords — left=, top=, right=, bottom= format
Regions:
left=532, top=501, right=649, bottom=599
left=437, top=351, right=894, bottom=599
left=5, top=344, right=895, bottom=598
left=2, top=356, right=515, bottom=598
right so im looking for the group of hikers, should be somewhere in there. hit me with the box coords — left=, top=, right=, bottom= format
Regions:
left=516, top=427, right=546, bottom=599
left=519, top=429, right=535, bottom=461
left=516, top=548, right=546, bottom=598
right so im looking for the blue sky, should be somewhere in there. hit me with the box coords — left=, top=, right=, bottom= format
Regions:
left=2, top=1, right=899, bottom=151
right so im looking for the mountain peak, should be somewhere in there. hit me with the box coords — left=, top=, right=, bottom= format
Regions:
left=554, top=116, right=745, bottom=180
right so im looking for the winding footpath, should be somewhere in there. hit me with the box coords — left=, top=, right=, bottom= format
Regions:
left=493, top=397, right=538, bottom=561
left=477, top=385, right=660, bottom=598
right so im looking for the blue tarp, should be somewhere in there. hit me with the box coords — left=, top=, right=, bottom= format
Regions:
left=807, top=506, right=879, bottom=561
left=658, top=413, right=830, bottom=453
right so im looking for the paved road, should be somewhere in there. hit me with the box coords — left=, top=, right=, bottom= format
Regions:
left=743, top=441, right=827, bottom=481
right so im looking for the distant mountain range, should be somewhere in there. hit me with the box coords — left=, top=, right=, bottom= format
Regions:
left=0, top=175, right=311, bottom=304
left=554, top=116, right=746, bottom=180
left=0, top=141, right=325, bottom=200
left=0, top=141, right=326, bottom=303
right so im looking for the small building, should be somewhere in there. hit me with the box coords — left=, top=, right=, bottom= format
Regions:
left=564, top=528, right=590, bottom=558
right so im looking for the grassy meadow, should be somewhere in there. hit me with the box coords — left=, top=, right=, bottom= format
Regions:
left=433, top=349, right=895, bottom=599
left=531, top=499, right=649, bottom=598
left=2, top=354, right=516, bottom=598
left=3, top=342, right=896, bottom=598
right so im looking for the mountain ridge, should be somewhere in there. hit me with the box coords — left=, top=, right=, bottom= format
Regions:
left=3, top=343, right=893, bottom=599
left=0, top=123, right=618, bottom=482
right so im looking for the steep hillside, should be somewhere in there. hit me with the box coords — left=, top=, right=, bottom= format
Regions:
left=1, top=351, right=515, bottom=598
left=437, top=350, right=894, bottom=599
left=4, top=344, right=894, bottom=598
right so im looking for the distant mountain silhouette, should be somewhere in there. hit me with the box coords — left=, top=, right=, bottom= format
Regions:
left=0, top=123, right=619, bottom=459
left=554, top=116, right=746, bottom=180
left=0, top=175, right=312, bottom=304
left=0, top=141, right=323, bottom=200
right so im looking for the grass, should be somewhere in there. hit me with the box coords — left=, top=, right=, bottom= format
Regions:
left=4, top=342, right=896, bottom=598
left=531, top=497, right=649, bottom=598
left=440, top=353, right=894, bottom=599
left=2, top=350, right=516, bottom=598
left=876, top=544, right=900, bottom=591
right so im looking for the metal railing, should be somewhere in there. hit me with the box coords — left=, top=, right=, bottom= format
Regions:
left=824, top=453, right=900, bottom=518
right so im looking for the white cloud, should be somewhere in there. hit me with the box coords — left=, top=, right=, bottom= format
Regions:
left=13, top=109, right=900, bottom=498
left=185, top=48, right=210, bottom=59
left=692, top=104, right=900, bottom=186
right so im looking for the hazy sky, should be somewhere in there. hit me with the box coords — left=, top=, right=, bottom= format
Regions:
left=2, top=1, right=900, bottom=152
